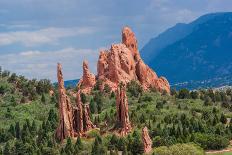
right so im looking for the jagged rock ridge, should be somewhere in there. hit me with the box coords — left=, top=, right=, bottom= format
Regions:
left=78, top=26, right=170, bottom=93
left=56, top=64, right=95, bottom=141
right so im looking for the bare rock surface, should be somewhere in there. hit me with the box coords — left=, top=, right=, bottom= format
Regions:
left=116, top=85, right=132, bottom=136
left=77, top=60, right=96, bottom=94
left=56, top=63, right=74, bottom=141
left=78, top=26, right=170, bottom=93
left=56, top=64, right=95, bottom=141
left=142, top=126, right=152, bottom=154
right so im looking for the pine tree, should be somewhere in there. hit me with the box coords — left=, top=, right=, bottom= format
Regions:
left=65, top=138, right=74, bottom=155
left=130, top=131, right=144, bottom=154
left=91, top=135, right=106, bottom=155
left=3, top=142, right=11, bottom=155
left=8, top=124, right=15, bottom=137
left=75, top=137, right=83, bottom=150
left=41, top=93, right=46, bottom=104
left=10, top=96, right=17, bottom=106
left=220, top=113, right=227, bottom=124
left=90, top=99, right=97, bottom=114
left=31, top=120, right=37, bottom=136
left=15, top=122, right=21, bottom=139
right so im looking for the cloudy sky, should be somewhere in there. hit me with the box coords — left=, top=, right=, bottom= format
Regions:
left=0, top=0, right=232, bottom=81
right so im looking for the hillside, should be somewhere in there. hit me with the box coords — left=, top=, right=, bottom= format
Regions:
left=2, top=67, right=232, bottom=154
left=141, top=12, right=232, bottom=89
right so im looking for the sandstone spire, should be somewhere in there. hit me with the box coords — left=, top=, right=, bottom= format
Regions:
left=116, top=85, right=132, bottom=136
left=142, top=126, right=152, bottom=154
left=83, top=104, right=96, bottom=131
left=74, top=90, right=84, bottom=136
left=77, top=60, right=96, bottom=94
left=56, top=63, right=74, bottom=141
left=122, top=26, right=140, bottom=60
left=73, top=90, right=95, bottom=136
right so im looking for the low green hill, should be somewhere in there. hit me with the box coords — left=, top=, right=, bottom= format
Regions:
left=1, top=67, right=232, bottom=154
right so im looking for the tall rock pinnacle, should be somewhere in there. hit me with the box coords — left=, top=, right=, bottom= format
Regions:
left=74, top=90, right=84, bottom=136
left=56, top=63, right=95, bottom=141
left=122, top=26, right=140, bottom=61
left=56, top=63, right=74, bottom=141
left=73, top=90, right=95, bottom=136
left=116, top=85, right=132, bottom=136
left=142, top=126, right=152, bottom=154
left=77, top=60, right=96, bottom=94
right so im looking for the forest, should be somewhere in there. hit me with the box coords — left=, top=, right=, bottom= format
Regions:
left=1, top=66, right=232, bottom=155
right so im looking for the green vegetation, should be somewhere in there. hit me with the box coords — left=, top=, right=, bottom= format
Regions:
left=2, top=67, right=232, bottom=154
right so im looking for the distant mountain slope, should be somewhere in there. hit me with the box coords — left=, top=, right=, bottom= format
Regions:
left=141, top=12, right=232, bottom=88
left=141, top=12, right=223, bottom=63
left=53, top=79, right=79, bottom=88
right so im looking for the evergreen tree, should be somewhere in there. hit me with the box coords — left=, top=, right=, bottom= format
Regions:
left=15, top=122, right=21, bottom=139
left=129, top=131, right=144, bottom=154
left=90, top=99, right=97, bottom=114
left=30, top=120, right=37, bottom=136
left=3, top=142, right=11, bottom=155
left=220, top=113, right=227, bottom=124
left=75, top=136, right=83, bottom=151
left=65, top=138, right=74, bottom=155
left=10, top=96, right=17, bottom=106
left=91, top=135, right=106, bottom=155
left=41, top=94, right=46, bottom=104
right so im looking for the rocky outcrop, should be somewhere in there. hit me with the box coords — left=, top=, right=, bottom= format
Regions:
left=142, top=126, right=152, bottom=154
left=116, top=85, right=132, bottom=136
left=73, top=90, right=84, bottom=136
left=83, top=104, right=96, bottom=131
left=77, top=60, right=96, bottom=94
left=56, top=63, right=74, bottom=141
left=80, top=26, right=170, bottom=93
left=56, top=63, right=95, bottom=141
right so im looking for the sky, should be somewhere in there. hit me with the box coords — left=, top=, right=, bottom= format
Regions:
left=0, top=0, right=232, bottom=82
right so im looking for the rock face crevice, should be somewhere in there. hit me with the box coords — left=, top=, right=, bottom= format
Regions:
left=78, top=26, right=170, bottom=93
left=116, top=85, right=132, bottom=136
left=56, top=63, right=95, bottom=141
left=142, top=126, right=152, bottom=154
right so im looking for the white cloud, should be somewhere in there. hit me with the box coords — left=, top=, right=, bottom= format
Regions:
left=0, top=27, right=96, bottom=47
left=0, top=48, right=99, bottom=81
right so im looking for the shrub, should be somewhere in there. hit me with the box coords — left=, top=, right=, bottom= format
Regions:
left=153, top=143, right=204, bottom=155
left=192, top=133, right=229, bottom=150
left=127, top=80, right=143, bottom=97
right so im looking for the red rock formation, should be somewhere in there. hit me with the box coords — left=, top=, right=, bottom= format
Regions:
left=83, top=104, right=96, bottom=131
left=122, top=26, right=140, bottom=61
left=93, top=26, right=170, bottom=93
left=116, top=85, right=132, bottom=136
left=77, top=60, right=96, bottom=94
left=56, top=63, right=74, bottom=141
left=74, top=90, right=84, bottom=136
left=56, top=63, right=95, bottom=141
left=73, top=90, right=95, bottom=136
left=142, top=126, right=152, bottom=154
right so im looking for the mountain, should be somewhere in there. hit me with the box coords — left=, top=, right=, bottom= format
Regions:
left=141, top=12, right=232, bottom=89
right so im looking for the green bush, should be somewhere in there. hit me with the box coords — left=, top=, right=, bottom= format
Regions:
left=127, top=80, right=143, bottom=97
left=192, top=133, right=230, bottom=150
left=153, top=143, right=204, bottom=155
